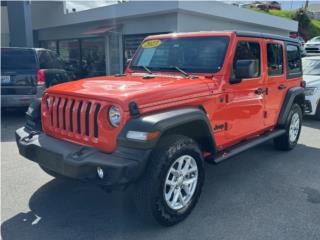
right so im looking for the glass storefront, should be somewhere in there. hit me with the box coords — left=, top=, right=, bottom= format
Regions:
left=40, top=40, right=58, bottom=53
left=81, top=38, right=106, bottom=77
left=40, top=37, right=105, bottom=79
left=39, top=33, right=165, bottom=78
left=59, top=39, right=81, bottom=78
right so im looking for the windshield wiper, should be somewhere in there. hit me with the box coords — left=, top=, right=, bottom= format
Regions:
left=159, top=66, right=199, bottom=78
left=133, top=65, right=153, bottom=74
left=167, top=66, right=189, bottom=77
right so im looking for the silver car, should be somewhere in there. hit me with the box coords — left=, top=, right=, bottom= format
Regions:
left=305, top=36, right=320, bottom=55
left=302, top=56, right=320, bottom=119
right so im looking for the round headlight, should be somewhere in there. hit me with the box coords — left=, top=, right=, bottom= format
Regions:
left=108, top=106, right=121, bottom=127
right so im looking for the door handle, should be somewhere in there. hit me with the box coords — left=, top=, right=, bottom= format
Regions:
left=278, top=84, right=287, bottom=90
left=255, top=88, right=265, bottom=95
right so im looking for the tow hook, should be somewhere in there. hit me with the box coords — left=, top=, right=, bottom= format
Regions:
left=21, top=131, right=39, bottom=142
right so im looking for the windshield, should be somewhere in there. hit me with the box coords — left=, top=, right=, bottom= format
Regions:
left=130, top=36, right=229, bottom=74
left=1, top=48, right=37, bottom=71
left=302, top=58, right=320, bottom=75
left=310, top=37, right=320, bottom=42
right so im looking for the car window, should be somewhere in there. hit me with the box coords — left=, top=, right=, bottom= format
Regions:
left=232, top=41, right=261, bottom=78
left=267, top=43, right=284, bottom=76
left=1, top=48, right=37, bottom=70
left=286, top=44, right=302, bottom=78
left=310, top=37, right=320, bottom=42
left=38, top=50, right=63, bottom=69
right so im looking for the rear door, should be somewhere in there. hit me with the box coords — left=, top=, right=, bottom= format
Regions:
left=263, top=40, right=286, bottom=127
left=1, top=48, right=37, bottom=95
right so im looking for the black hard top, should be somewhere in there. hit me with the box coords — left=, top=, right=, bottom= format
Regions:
left=234, top=31, right=299, bottom=44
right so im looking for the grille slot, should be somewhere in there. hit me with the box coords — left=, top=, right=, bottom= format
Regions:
left=77, top=101, right=83, bottom=134
left=62, top=99, right=68, bottom=130
left=69, top=99, right=75, bottom=132
left=50, top=97, right=55, bottom=126
left=94, top=104, right=101, bottom=138
left=85, top=102, right=92, bottom=136
left=56, top=97, right=61, bottom=128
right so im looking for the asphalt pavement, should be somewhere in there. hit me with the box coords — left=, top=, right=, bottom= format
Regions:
left=1, top=108, right=320, bottom=240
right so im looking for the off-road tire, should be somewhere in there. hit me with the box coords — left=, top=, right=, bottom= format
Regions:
left=134, top=135, right=205, bottom=226
left=274, top=103, right=302, bottom=150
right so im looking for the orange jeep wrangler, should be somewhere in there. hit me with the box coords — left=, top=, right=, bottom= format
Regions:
left=16, top=31, right=305, bottom=226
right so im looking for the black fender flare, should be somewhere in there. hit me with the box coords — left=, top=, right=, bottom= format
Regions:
left=117, top=107, right=217, bottom=153
left=277, top=87, right=305, bottom=127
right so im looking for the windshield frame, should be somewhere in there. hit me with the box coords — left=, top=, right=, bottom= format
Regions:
left=128, top=36, right=230, bottom=75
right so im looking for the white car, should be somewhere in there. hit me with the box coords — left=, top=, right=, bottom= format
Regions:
left=305, top=36, right=320, bottom=55
left=302, top=56, right=320, bottom=119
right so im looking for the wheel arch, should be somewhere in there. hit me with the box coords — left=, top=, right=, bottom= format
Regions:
left=117, top=107, right=217, bottom=154
left=277, top=87, right=305, bottom=127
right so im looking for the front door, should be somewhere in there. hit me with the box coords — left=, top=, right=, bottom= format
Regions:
left=224, top=38, right=266, bottom=143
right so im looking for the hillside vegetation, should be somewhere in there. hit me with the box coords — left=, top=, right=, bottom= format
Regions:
left=253, top=8, right=320, bottom=40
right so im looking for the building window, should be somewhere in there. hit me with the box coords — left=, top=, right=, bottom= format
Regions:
left=267, top=43, right=284, bottom=76
left=38, top=50, right=63, bottom=69
left=286, top=44, right=302, bottom=78
left=40, top=40, right=58, bottom=53
left=233, top=41, right=261, bottom=78
left=58, top=39, right=81, bottom=78
left=81, top=38, right=106, bottom=77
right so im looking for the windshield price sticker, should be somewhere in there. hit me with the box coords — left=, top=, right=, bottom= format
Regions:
left=142, top=40, right=162, bottom=49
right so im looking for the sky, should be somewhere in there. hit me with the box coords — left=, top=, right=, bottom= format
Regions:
left=65, top=0, right=320, bottom=12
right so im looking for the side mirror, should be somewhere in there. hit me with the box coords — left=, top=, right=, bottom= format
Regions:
left=231, top=59, right=259, bottom=84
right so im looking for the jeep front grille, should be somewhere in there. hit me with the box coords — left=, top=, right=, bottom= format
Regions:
left=39, top=92, right=125, bottom=153
left=48, top=96, right=101, bottom=138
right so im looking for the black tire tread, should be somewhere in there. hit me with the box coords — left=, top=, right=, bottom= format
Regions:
left=274, top=103, right=302, bottom=150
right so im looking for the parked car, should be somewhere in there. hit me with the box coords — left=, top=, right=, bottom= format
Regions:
left=305, top=36, right=320, bottom=55
left=1, top=47, right=74, bottom=108
left=290, top=33, right=307, bottom=56
left=268, top=1, right=281, bottom=10
left=16, top=31, right=305, bottom=226
left=302, top=56, right=320, bottom=119
left=255, top=1, right=281, bottom=10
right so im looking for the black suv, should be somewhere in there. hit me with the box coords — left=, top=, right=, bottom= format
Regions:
left=1, top=47, right=74, bottom=108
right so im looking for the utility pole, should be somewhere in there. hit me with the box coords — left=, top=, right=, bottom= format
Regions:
left=304, top=0, right=309, bottom=12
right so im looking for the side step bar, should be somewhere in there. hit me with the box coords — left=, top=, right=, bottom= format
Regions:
left=207, top=129, right=286, bottom=164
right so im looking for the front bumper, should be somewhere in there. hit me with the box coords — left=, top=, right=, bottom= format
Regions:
left=304, top=95, right=319, bottom=115
left=15, top=127, right=151, bottom=188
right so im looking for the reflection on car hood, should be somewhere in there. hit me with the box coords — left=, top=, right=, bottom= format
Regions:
left=306, top=42, right=320, bottom=46
left=46, top=74, right=211, bottom=111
